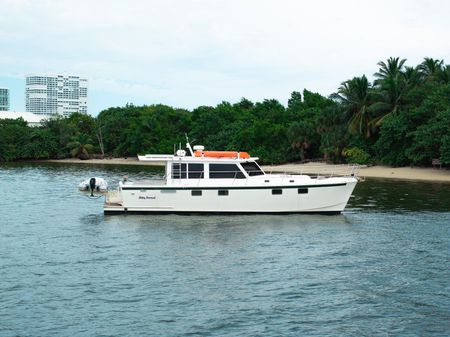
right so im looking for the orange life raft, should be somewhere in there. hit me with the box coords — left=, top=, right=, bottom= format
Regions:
left=194, top=150, right=250, bottom=159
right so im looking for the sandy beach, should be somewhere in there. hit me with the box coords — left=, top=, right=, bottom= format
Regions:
left=40, top=157, right=450, bottom=183
left=263, top=162, right=450, bottom=183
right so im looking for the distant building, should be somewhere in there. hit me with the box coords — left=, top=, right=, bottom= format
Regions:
left=0, top=87, right=9, bottom=111
left=25, top=74, right=88, bottom=117
left=0, top=111, right=49, bottom=127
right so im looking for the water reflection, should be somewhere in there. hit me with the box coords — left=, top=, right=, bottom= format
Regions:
left=79, top=213, right=104, bottom=226
left=348, top=178, right=450, bottom=212
left=1, top=163, right=449, bottom=336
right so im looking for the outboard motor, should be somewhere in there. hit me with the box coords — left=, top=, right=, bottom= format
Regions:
left=89, top=177, right=96, bottom=197
left=78, top=177, right=108, bottom=196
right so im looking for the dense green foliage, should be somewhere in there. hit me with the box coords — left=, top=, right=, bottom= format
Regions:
left=1, top=57, right=449, bottom=166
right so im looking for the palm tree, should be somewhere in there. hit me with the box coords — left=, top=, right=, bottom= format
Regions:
left=372, top=57, right=410, bottom=126
left=436, top=65, right=450, bottom=84
left=332, top=75, right=375, bottom=139
left=67, top=133, right=94, bottom=159
left=402, top=66, right=422, bottom=87
left=315, top=105, right=347, bottom=161
left=287, top=121, right=315, bottom=161
left=418, top=57, right=444, bottom=78
left=374, top=57, right=406, bottom=83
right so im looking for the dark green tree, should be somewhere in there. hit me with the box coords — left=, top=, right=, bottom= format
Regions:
left=332, top=75, right=375, bottom=139
left=67, top=133, right=94, bottom=159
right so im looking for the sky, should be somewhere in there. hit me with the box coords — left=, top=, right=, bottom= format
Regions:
left=1, top=0, right=449, bottom=115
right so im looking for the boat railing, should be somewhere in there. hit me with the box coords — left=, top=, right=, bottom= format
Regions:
left=170, top=171, right=248, bottom=185
left=171, top=171, right=246, bottom=180
left=168, top=165, right=359, bottom=184
left=265, top=164, right=360, bottom=179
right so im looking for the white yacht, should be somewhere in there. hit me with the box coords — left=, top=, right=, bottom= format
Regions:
left=104, top=142, right=359, bottom=214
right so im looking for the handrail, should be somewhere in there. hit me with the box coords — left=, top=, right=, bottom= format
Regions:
left=169, top=165, right=359, bottom=181
left=171, top=170, right=246, bottom=179
left=265, top=164, right=360, bottom=178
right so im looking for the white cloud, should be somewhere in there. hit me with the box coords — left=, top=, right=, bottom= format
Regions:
left=0, top=0, right=449, bottom=112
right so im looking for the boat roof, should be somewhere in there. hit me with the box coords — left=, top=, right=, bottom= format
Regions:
left=138, top=141, right=259, bottom=163
left=138, top=154, right=259, bottom=163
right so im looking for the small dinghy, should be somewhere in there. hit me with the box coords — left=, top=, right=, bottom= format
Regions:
left=78, top=177, right=108, bottom=195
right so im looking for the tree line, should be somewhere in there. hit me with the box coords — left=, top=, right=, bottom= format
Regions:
left=1, top=57, right=449, bottom=166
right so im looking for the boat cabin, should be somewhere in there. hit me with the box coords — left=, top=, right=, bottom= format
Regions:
left=138, top=144, right=265, bottom=181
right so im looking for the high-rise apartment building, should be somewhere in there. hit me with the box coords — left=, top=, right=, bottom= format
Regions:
left=26, top=74, right=88, bottom=116
left=0, top=87, right=9, bottom=111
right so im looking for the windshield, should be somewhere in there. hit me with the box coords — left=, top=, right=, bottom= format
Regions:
left=241, top=161, right=264, bottom=176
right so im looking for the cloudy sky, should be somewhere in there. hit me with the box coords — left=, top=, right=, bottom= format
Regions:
left=1, top=0, right=449, bottom=114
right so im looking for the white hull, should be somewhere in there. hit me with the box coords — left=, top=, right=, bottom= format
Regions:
left=104, top=177, right=358, bottom=214
left=105, top=141, right=359, bottom=215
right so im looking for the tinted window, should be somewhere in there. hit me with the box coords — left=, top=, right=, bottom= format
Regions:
left=172, top=163, right=205, bottom=179
left=218, top=190, right=229, bottom=196
left=298, top=188, right=308, bottom=194
left=209, top=164, right=245, bottom=179
left=272, top=189, right=282, bottom=195
left=241, top=162, right=264, bottom=176
left=191, top=190, right=202, bottom=196
left=188, top=163, right=204, bottom=179
left=172, top=163, right=186, bottom=179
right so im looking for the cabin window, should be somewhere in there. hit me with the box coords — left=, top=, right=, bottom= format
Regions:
left=272, top=189, right=283, bottom=195
left=218, top=190, right=229, bottom=196
left=191, top=190, right=202, bottom=196
left=172, top=163, right=187, bottom=179
left=172, top=163, right=204, bottom=179
left=188, top=163, right=204, bottom=179
left=298, top=188, right=309, bottom=194
left=241, top=162, right=264, bottom=176
left=209, top=164, right=245, bottom=179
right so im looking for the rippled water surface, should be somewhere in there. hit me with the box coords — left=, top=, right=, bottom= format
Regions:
left=1, top=163, right=449, bottom=336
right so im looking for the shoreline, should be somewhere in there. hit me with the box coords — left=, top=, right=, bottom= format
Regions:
left=24, top=158, right=450, bottom=183
left=263, top=162, right=450, bottom=183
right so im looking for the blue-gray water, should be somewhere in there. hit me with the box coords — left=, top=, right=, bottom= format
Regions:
left=1, top=163, right=449, bottom=337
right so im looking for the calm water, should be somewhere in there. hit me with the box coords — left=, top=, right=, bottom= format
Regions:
left=1, top=163, right=449, bottom=337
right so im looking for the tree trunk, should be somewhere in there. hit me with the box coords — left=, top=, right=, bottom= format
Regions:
left=97, top=127, right=105, bottom=158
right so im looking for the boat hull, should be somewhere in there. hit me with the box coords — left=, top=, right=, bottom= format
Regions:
left=104, top=178, right=357, bottom=215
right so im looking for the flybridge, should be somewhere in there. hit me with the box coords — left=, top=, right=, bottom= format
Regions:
left=137, top=142, right=258, bottom=163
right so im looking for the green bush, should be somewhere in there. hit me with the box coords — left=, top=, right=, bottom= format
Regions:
left=342, top=147, right=372, bottom=165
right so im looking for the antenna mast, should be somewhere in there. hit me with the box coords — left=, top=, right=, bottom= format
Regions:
left=185, top=133, right=194, bottom=156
